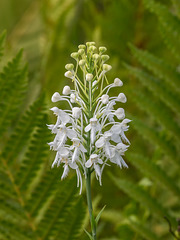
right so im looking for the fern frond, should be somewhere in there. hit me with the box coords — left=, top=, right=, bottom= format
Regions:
left=1, top=95, right=45, bottom=164
left=126, top=64, right=180, bottom=114
left=127, top=215, right=159, bottom=240
left=0, top=50, right=27, bottom=136
left=15, top=114, right=50, bottom=195
left=128, top=44, right=180, bottom=93
left=36, top=176, right=79, bottom=240
left=143, top=0, right=180, bottom=61
left=109, top=174, right=175, bottom=223
left=0, top=30, right=6, bottom=60
left=26, top=167, right=62, bottom=218
left=128, top=114, right=179, bottom=164
left=126, top=153, right=180, bottom=198
left=55, top=198, right=86, bottom=240
left=129, top=88, right=180, bottom=141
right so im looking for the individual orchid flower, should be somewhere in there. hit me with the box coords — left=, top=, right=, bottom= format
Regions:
left=85, top=117, right=101, bottom=144
left=70, top=138, right=87, bottom=163
left=95, top=131, right=113, bottom=157
left=110, top=143, right=129, bottom=168
left=85, top=154, right=103, bottom=184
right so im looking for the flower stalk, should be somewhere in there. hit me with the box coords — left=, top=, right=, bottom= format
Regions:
left=48, top=42, right=131, bottom=239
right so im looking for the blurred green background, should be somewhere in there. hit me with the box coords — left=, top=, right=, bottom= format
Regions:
left=0, top=0, right=180, bottom=239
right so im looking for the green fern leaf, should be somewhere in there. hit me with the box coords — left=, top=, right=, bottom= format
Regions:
left=0, top=50, right=27, bottom=136
left=109, top=174, right=175, bottom=224
left=36, top=176, right=79, bottom=239
left=1, top=95, right=45, bottom=164
left=143, top=0, right=180, bottom=61
left=129, top=88, right=180, bottom=141
left=126, top=152, right=180, bottom=197
left=15, top=114, right=50, bottom=195
left=127, top=215, right=159, bottom=240
left=128, top=44, right=180, bottom=93
left=55, top=198, right=86, bottom=240
left=128, top=114, right=179, bottom=164
left=126, top=64, right=180, bottom=114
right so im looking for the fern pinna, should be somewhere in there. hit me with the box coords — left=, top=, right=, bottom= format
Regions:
left=0, top=32, right=86, bottom=240
left=108, top=0, right=180, bottom=239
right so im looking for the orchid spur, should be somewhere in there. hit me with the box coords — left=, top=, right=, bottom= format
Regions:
left=48, top=42, right=131, bottom=240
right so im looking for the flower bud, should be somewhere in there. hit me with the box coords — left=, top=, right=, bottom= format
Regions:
left=101, top=94, right=109, bottom=104
left=86, top=42, right=95, bottom=47
left=118, top=93, right=127, bottom=103
left=64, top=71, right=74, bottom=79
left=114, top=78, right=123, bottom=86
left=78, top=44, right=86, bottom=49
left=65, top=64, right=74, bottom=71
left=63, top=86, right=71, bottom=95
left=70, top=93, right=76, bottom=103
left=79, top=59, right=86, bottom=67
left=72, top=107, right=81, bottom=119
left=92, top=80, right=98, bottom=87
left=93, top=54, right=99, bottom=61
left=89, top=46, right=96, bottom=52
left=99, top=46, right=107, bottom=53
left=115, top=108, right=125, bottom=120
left=101, top=55, right=109, bottom=63
left=78, top=49, right=85, bottom=55
left=86, top=73, right=93, bottom=81
left=51, top=92, right=61, bottom=102
left=103, top=64, right=112, bottom=72
left=71, top=52, right=79, bottom=60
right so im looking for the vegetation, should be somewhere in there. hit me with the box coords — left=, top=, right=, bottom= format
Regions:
left=0, top=0, right=180, bottom=239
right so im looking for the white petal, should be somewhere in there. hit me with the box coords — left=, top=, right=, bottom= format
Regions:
left=67, top=129, right=77, bottom=139
left=72, top=148, right=79, bottom=163
left=85, top=124, right=91, bottom=132
left=85, top=159, right=92, bottom=168
left=94, top=163, right=101, bottom=178
left=79, top=144, right=87, bottom=152
left=69, top=162, right=78, bottom=169
left=61, top=165, right=69, bottom=180
left=60, top=110, right=70, bottom=123
left=97, top=158, right=103, bottom=164
left=95, top=137, right=105, bottom=148
left=110, top=124, right=121, bottom=134
left=111, top=134, right=121, bottom=143
left=51, top=152, right=59, bottom=168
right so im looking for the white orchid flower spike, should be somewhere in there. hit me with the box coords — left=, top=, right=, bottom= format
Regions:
left=48, top=42, right=131, bottom=194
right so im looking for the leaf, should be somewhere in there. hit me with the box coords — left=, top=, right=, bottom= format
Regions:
left=95, top=205, right=106, bottom=225
left=84, top=228, right=93, bottom=240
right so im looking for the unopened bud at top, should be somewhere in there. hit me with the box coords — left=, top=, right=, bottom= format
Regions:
left=86, top=73, right=93, bottom=81
left=51, top=92, right=61, bottom=102
left=93, top=54, right=99, bottom=61
left=71, top=52, right=79, bottom=60
left=89, top=46, right=96, bottom=52
left=63, top=86, right=71, bottom=95
left=65, top=64, right=74, bottom=71
left=79, top=59, right=86, bottom=67
left=103, top=64, right=112, bottom=72
left=99, top=46, right=107, bottom=53
left=72, top=107, right=81, bottom=119
left=86, top=42, right=95, bottom=47
left=114, top=78, right=123, bottom=86
left=78, top=49, right=85, bottom=55
left=101, top=55, right=109, bottom=63
left=118, top=93, right=127, bottom=103
left=78, top=44, right=86, bottom=49
left=101, top=94, right=109, bottom=104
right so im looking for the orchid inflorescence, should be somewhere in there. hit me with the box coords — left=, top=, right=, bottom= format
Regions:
left=48, top=42, right=131, bottom=194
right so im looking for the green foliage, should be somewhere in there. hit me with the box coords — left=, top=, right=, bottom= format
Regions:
left=0, top=35, right=86, bottom=240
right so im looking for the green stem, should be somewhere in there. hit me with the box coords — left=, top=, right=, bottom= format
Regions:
left=86, top=169, right=97, bottom=240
